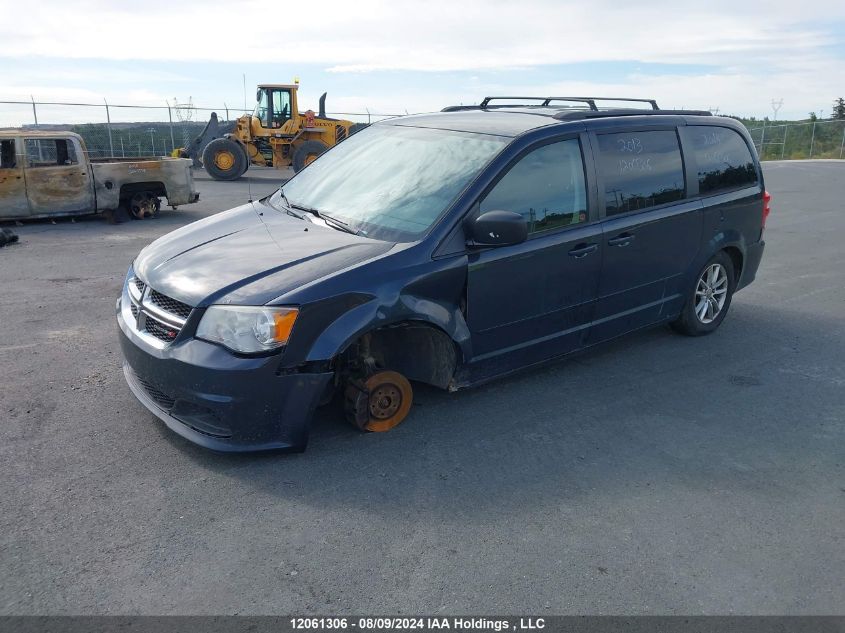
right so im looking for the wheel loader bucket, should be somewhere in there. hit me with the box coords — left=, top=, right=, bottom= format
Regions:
left=181, top=113, right=237, bottom=168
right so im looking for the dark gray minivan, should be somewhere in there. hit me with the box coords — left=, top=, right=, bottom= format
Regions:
left=117, top=96, right=769, bottom=452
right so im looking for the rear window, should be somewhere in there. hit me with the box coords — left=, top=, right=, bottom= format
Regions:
left=596, top=130, right=685, bottom=216
left=684, top=126, right=758, bottom=194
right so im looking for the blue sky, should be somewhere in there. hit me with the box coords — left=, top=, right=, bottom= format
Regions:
left=1, top=0, right=844, bottom=126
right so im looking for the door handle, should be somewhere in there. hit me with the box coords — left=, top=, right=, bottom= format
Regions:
left=607, top=233, right=635, bottom=247
left=568, top=243, right=598, bottom=258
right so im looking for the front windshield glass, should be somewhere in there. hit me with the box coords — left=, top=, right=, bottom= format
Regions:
left=271, top=124, right=508, bottom=242
left=253, top=90, right=269, bottom=125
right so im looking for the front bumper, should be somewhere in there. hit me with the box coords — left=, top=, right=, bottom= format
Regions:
left=117, top=298, right=332, bottom=452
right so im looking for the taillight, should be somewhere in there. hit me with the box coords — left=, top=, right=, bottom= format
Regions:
left=762, top=190, right=772, bottom=230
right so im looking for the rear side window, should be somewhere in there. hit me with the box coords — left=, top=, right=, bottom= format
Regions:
left=0, top=139, right=15, bottom=168
left=25, top=138, right=78, bottom=167
left=480, top=139, right=588, bottom=235
left=685, top=126, right=758, bottom=194
left=596, top=130, right=685, bottom=216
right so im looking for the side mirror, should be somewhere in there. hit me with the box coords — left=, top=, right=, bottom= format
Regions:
left=256, top=89, right=263, bottom=103
left=468, top=210, right=528, bottom=247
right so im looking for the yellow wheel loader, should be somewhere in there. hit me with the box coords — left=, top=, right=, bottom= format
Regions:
left=179, top=83, right=363, bottom=181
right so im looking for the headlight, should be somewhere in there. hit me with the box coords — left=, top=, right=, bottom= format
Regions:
left=196, top=305, right=298, bottom=354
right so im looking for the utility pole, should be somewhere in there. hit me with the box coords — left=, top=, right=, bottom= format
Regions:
left=771, top=98, right=783, bottom=121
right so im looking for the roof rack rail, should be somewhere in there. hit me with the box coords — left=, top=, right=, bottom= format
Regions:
left=476, top=96, right=660, bottom=110
left=552, top=108, right=711, bottom=121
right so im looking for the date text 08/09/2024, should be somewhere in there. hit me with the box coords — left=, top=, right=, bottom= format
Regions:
left=290, top=618, right=547, bottom=631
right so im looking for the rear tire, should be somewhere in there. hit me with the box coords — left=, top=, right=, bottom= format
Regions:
left=671, top=251, right=736, bottom=336
left=126, top=192, right=161, bottom=220
left=202, top=137, right=247, bottom=181
left=292, top=140, right=329, bottom=172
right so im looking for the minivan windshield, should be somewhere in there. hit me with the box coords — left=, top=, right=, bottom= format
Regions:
left=269, top=124, right=508, bottom=242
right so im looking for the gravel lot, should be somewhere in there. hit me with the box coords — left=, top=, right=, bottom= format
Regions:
left=1, top=162, right=843, bottom=615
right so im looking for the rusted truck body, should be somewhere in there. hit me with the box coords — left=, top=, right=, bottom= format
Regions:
left=0, top=130, right=199, bottom=221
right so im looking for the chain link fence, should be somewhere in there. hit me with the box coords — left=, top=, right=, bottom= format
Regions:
left=746, top=119, right=845, bottom=160
left=4, top=99, right=844, bottom=161
left=0, top=100, right=403, bottom=158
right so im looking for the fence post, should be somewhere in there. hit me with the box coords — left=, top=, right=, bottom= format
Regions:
left=224, top=103, right=229, bottom=121
left=103, top=98, right=115, bottom=157
left=366, top=108, right=371, bottom=125
left=781, top=125, right=788, bottom=160
left=166, top=100, right=175, bottom=154
left=30, top=95, right=38, bottom=126
left=840, top=124, right=845, bottom=160
left=759, top=119, right=767, bottom=158
left=120, top=138, right=125, bottom=158
left=809, top=121, right=816, bottom=158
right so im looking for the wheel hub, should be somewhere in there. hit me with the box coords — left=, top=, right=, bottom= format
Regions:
left=695, top=263, right=728, bottom=324
left=214, top=150, right=235, bottom=170
left=128, top=192, right=159, bottom=219
left=370, top=385, right=402, bottom=419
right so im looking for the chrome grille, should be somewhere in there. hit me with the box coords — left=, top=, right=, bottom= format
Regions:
left=149, top=290, right=192, bottom=320
left=126, top=276, right=193, bottom=347
left=145, top=318, right=180, bottom=343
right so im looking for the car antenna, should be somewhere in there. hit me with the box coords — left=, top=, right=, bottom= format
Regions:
left=246, top=144, right=253, bottom=203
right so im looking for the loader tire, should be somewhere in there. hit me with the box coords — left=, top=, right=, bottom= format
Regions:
left=292, top=140, right=329, bottom=172
left=202, top=138, right=247, bottom=181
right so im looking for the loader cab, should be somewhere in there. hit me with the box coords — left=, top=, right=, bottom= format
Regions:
left=253, top=85, right=299, bottom=131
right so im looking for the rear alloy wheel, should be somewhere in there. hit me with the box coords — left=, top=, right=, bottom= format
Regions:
left=671, top=251, right=736, bottom=336
left=127, top=192, right=160, bottom=220
left=344, top=370, right=413, bottom=433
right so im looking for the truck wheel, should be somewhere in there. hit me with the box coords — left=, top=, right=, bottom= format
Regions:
left=292, top=140, right=329, bottom=172
left=671, top=251, right=736, bottom=336
left=344, top=370, right=413, bottom=433
left=203, top=138, right=247, bottom=181
left=126, top=192, right=161, bottom=220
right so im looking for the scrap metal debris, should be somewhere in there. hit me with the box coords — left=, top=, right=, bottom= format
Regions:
left=0, top=227, right=20, bottom=247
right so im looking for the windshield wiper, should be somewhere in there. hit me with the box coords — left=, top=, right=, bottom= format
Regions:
left=273, top=188, right=307, bottom=220
left=291, top=202, right=322, bottom=218
left=319, top=212, right=358, bottom=235
left=290, top=202, right=358, bottom=235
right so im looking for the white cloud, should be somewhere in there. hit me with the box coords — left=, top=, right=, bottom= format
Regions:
left=3, top=0, right=842, bottom=68
left=1, top=0, right=843, bottom=119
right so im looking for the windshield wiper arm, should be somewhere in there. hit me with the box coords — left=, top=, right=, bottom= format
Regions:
left=290, top=199, right=358, bottom=235
left=274, top=188, right=307, bottom=220
left=290, top=203, right=357, bottom=235
left=319, top=212, right=358, bottom=235
left=291, top=202, right=322, bottom=218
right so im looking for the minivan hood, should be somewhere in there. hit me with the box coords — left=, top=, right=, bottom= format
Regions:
left=133, top=202, right=393, bottom=306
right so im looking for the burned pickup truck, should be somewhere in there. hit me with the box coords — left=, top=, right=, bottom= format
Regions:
left=0, top=130, right=199, bottom=221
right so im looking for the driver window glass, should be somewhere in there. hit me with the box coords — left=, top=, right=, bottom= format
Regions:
left=480, top=139, right=587, bottom=235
